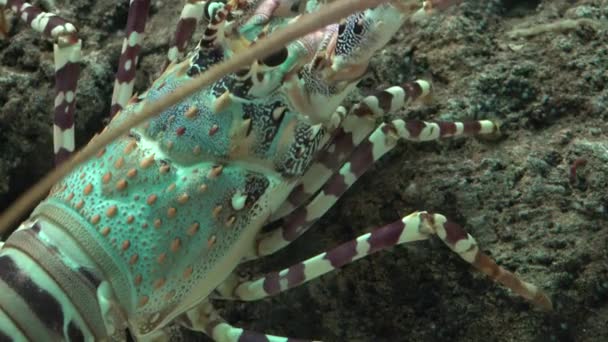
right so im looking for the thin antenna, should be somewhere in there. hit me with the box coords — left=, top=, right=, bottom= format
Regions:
left=0, top=0, right=399, bottom=234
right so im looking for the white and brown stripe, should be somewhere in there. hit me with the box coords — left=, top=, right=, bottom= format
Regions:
left=109, top=0, right=151, bottom=117
left=0, top=221, right=108, bottom=340
left=198, top=2, right=230, bottom=50
left=1, top=0, right=82, bottom=165
left=164, top=0, right=207, bottom=70
left=274, top=81, right=431, bottom=220
left=224, top=211, right=550, bottom=312
left=257, top=118, right=498, bottom=257
left=180, top=300, right=314, bottom=342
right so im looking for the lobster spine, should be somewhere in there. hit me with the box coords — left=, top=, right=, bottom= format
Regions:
left=0, top=218, right=114, bottom=340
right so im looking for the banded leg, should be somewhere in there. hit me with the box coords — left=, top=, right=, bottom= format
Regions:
left=257, top=118, right=498, bottom=257
left=163, top=0, right=207, bottom=71
left=2, top=0, right=81, bottom=164
left=109, top=0, right=151, bottom=117
left=197, top=1, right=231, bottom=50
left=216, top=211, right=552, bottom=310
left=273, top=80, right=431, bottom=220
left=177, top=300, right=315, bottom=342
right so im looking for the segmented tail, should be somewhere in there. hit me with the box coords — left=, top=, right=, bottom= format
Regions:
left=0, top=220, right=111, bottom=341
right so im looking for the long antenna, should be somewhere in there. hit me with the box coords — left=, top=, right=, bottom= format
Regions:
left=0, top=0, right=404, bottom=234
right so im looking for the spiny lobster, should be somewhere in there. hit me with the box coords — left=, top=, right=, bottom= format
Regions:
left=0, top=0, right=553, bottom=341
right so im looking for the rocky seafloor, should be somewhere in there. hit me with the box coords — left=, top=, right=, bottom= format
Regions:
left=0, top=0, right=607, bottom=341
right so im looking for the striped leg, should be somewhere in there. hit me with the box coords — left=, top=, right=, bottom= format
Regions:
left=113, top=0, right=218, bottom=112
left=197, top=1, right=231, bottom=50
left=273, top=80, right=432, bottom=220
left=215, top=211, right=552, bottom=310
left=177, top=300, right=316, bottom=342
left=109, top=0, right=151, bottom=117
left=256, top=118, right=498, bottom=257
left=163, top=0, right=207, bottom=71
left=2, top=0, right=81, bottom=164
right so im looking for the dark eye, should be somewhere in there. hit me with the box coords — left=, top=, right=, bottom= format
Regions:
left=235, top=68, right=249, bottom=77
left=353, top=21, right=364, bottom=35
left=289, top=0, right=301, bottom=13
left=338, top=22, right=346, bottom=35
left=261, top=47, right=288, bottom=67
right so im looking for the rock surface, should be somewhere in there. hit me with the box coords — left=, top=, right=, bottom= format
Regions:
left=0, top=0, right=607, bottom=341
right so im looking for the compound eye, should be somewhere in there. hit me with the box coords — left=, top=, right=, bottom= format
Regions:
left=235, top=68, right=250, bottom=78
left=353, top=20, right=364, bottom=35
left=261, top=46, right=288, bottom=67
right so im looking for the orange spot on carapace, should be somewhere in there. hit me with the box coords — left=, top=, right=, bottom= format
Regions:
left=127, top=168, right=138, bottom=178
left=207, top=235, right=217, bottom=249
left=101, top=227, right=111, bottom=236
left=75, top=200, right=84, bottom=210
left=212, top=205, right=223, bottom=219
left=170, top=238, right=181, bottom=252
left=147, top=194, right=158, bottom=205
left=183, top=266, right=193, bottom=279
left=106, top=205, right=118, bottom=218
left=96, top=148, right=106, bottom=158
left=114, top=157, right=125, bottom=169
left=91, top=215, right=101, bottom=225
left=193, top=145, right=201, bottom=155
left=160, top=165, right=170, bottom=174
left=167, top=207, right=177, bottom=218
left=124, top=140, right=137, bottom=154
left=116, top=179, right=128, bottom=191
left=83, top=184, right=93, bottom=195
left=153, top=278, right=166, bottom=290
left=121, top=240, right=131, bottom=251
left=187, top=222, right=199, bottom=236
left=102, top=172, right=112, bottom=184
left=140, top=155, right=155, bottom=169
left=177, top=193, right=189, bottom=204
left=185, top=106, right=198, bottom=119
